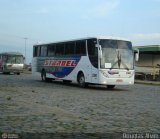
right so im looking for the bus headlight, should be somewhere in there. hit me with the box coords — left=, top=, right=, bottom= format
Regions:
left=100, top=70, right=108, bottom=78
left=103, top=81, right=107, bottom=84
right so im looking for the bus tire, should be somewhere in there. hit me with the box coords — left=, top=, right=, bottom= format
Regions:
left=17, top=72, right=20, bottom=75
left=107, top=85, right=115, bottom=89
left=78, top=73, right=87, bottom=88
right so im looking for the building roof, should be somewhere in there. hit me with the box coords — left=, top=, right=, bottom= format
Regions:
left=134, top=45, right=160, bottom=52
left=135, top=45, right=160, bottom=52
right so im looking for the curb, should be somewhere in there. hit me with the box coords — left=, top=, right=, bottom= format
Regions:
left=135, top=80, right=160, bottom=85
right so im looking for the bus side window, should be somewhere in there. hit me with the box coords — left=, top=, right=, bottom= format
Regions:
left=33, top=46, right=38, bottom=57
left=48, top=44, right=55, bottom=57
left=87, top=39, right=97, bottom=56
left=40, top=46, right=47, bottom=57
left=65, top=42, right=75, bottom=56
left=37, top=46, right=41, bottom=57
left=87, top=39, right=98, bottom=68
left=56, top=43, right=65, bottom=56
left=75, top=40, right=86, bottom=56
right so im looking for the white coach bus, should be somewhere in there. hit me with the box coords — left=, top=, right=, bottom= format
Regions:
left=0, top=52, right=24, bottom=75
left=32, top=37, right=138, bottom=88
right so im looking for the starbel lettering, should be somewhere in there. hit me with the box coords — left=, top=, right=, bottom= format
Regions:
left=44, top=60, right=77, bottom=67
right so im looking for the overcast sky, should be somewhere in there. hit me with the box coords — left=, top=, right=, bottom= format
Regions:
left=0, top=0, right=160, bottom=63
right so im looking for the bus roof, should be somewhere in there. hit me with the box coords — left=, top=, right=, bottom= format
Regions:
left=34, top=36, right=130, bottom=46
left=0, top=52, right=23, bottom=56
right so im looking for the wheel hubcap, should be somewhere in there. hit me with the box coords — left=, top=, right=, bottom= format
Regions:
left=80, top=76, right=85, bottom=84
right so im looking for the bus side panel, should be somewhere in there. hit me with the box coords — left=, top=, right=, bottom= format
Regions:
left=44, top=56, right=87, bottom=81
left=63, top=56, right=92, bottom=82
left=55, top=56, right=99, bottom=83
left=33, top=56, right=95, bottom=83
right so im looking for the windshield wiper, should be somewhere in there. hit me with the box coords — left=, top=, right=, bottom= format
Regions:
left=110, top=60, right=118, bottom=70
left=121, top=60, right=129, bottom=70
left=110, top=50, right=129, bottom=70
left=110, top=50, right=121, bottom=70
left=119, top=53, right=129, bottom=70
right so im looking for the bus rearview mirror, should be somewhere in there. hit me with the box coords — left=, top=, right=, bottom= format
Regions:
left=135, top=53, right=139, bottom=61
left=95, top=44, right=102, bottom=59
left=99, top=50, right=102, bottom=59
left=98, top=45, right=102, bottom=59
left=134, top=48, right=139, bottom=61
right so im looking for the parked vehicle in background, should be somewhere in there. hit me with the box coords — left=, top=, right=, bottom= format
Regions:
left=32, top=37, right=138, bottom=88
left=0, top=52, right=24, bottom=75
left=134, top=45, right=160, bottom=81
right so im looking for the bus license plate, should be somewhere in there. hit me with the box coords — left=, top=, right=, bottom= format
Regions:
left=116, top=79, right=123, bottom=83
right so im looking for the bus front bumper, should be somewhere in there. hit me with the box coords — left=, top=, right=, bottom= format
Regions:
left=99, top=78, right=135, bottom=85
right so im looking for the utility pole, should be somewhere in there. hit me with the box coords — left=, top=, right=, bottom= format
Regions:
left=24, top=37, right=28, bottom=64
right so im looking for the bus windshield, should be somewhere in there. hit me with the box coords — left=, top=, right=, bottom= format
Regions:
left=7, top=55, right=24, bottom=64
left=99, top=39, right=133, bottom=70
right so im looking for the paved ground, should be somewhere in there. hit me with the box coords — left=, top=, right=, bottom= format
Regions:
left=0, top=73, right=160, bottom=138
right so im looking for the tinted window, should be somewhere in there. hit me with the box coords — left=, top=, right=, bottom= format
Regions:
left=87, top=39, right=98, bottom=68
left=117, top=41, right=132, bottom=50
left=37, top=46, right=41, bottom=57
left=48, top=44, right=55, bottom=56
left=99, top=40, right=117, bottom=49
left=40, top=46, right=47, bottom=57
left=65, top=42, right=75, bottom=55
left=7, top=55, right=23, bottom=64
left=56, top=43, right=65, bottom=56
left=75, top=40, right=86, bottom=55
left=87, top=39, right=97, bottom=55
left=99, top=39, right=132, bottom=50
left=33, top=46, right=38, bottom=57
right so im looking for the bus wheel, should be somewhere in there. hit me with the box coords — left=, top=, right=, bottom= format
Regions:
left=41, top=70, right=46, bottom=81
left=78, top=73, right=87, bottom=88
left=107, top=85, right=115, bottom=89
left=17, top=72, right=20, bottom=75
